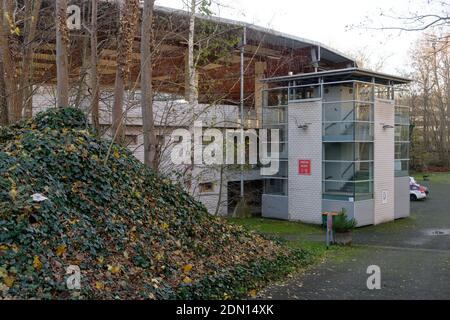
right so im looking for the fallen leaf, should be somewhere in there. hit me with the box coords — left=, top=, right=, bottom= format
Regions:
left=107, top=264, right=121, bottom=274
left=182, top=264, right=193, bottom=273
left=55, top=245, right=66, bottom=257
left=3, top=276, right=15, bottom=288
left=33, top=255, right=42, bottom=270
left=95, top=281, right=104, bottom=290
left=9, top=187, right=17, bottom=201
left=182, top=277, right=192, bottom=284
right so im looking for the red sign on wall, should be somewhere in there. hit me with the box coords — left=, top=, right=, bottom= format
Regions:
left=298, top=160, right=311, bottom=175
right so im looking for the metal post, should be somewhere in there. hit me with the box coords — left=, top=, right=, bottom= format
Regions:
left=240, top=27, right=247, bottom=199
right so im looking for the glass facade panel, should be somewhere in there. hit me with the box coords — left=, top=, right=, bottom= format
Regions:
left=323, top=83, right=354, bottom=102
left=395, top=106, right=410, bottom=125
left=263, top=107, right=286, bottom=125
left=323, top=122, right=373, bottom=142
left=355, top=83, right=373, bottom=102
left=394, top=103, right=410, bottom=177
left=322, top=181, right=373, bottom=201
left=395, top=160, right=409, bottom=177
left=264, top=179, right=287, bottom=196
left=323, top=142, right=373, bottom=161
left=395, top=125, right=409, bottom=142
left=323, top=102, right=373, bottom=122
left=263, top=88, right=288, bottom=107
left=323, top=162, right=373, bottom=181
left=261, top=160, right=288, bottom=178
left=375, top=85, right=394, bottom=100
left=322, top=82, right=374, bottom=201
left=289, top=85, right=321, bottom=100
left=395, top=142, right=409, bottom=160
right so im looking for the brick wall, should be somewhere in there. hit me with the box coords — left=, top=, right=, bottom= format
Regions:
left=374, top=99, right=395, bottom=224
left=288, top=100, right=323, bottom=224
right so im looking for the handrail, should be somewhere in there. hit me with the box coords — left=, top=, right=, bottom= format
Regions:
left=341, top=162, right=353, bottom=179
left=342, top=108, right=354, bottom=122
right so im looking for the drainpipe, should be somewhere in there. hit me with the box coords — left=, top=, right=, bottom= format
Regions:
left=240, top=27, right=247, bottom=200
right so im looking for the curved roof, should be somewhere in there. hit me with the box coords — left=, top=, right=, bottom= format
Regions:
left=155, top=5, right=357, bottom=67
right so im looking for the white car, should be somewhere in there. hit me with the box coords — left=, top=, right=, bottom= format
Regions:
left=409, top=179, right=427, bottom=201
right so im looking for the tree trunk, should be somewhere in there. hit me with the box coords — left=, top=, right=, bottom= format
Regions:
left=90, top=0, right=100, bottom=134
left=0, top=0, right=21, bottom=123
left=112, top=0, right=139, bottom=144
left=22, top=0, right=42, bottom=118
left=186, top=0, right=198, bottom=105
left=0, top=58, right=8, bottom=125
left=140, top=0, right=157, bottom=168
left=55, top=0, right=70, bottom=108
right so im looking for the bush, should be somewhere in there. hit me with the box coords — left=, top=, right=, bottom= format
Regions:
left=333, top=209, right=357, bottom=233
left=0, top=108, right=308, bottom=299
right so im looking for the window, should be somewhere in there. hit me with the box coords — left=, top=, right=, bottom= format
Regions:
left=124, top=134, right=138, bottom=145
left=394, top=105, right=410, bottom=177
left=322, top=82, right=374, bottom=201
left=323, top=122, right=374, bottom=142
left=264, top=179, right=287, bottom=196
left=199, top=182, right=215, bottom=193
left=289, top=85, right=321, bottom=100
left=263, top=88, right=288, bottom=106
left=324, top=143, right=373, bottom=162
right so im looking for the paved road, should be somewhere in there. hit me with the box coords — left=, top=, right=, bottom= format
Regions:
left=260, top=183, right=450, bottom=300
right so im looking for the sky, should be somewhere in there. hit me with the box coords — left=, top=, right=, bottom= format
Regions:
left=157, top=0, right=446, bottom=75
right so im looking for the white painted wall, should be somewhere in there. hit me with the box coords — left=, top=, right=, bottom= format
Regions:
left=288, top=100, right=323, bottom=224
left=374, top=99, right=395, bottom=224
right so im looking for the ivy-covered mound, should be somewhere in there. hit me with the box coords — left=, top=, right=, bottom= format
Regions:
left=0, top=108, right=312, bottom=299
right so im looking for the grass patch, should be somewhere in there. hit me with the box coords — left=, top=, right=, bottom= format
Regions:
left=354, top=216, right=418, bottom=233
left=227, top=217, right=352, bottom=267
left=227, top=218, right=323, bottom=236
left=411, top=172, right=450, bottom=184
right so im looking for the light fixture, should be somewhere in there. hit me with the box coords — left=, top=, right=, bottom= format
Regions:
left=382, top=123, right=394, bottom=129
left=298, top=123, right=311, bottom=130
left=292, top=117, right=311, bottom=130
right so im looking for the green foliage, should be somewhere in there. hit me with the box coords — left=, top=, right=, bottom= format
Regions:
left=332, top=209, right=357, bottom=233
left=0, top=108, right=306, bottom=299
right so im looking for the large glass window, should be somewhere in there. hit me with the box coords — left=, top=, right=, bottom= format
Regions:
left=355, top=83, right=373, bottom=102
left=323, top=162, right=373, bottom=181
left=323, top=83, right=354, bottom=102
left=395, top=106, right=410, bottom=125
left=323, top=181, right=373, bottom=201
left=394, top=104, right=410, bottom=177
left=262, top=88, right=289, bottom=196
left=263, top=88, right=288, bottom=107
left=324, top=142, right=373, bottom=161
left=322, top=82, right=374, bottom=201
left=323, top=102, right=373, bottom=122
left=263, top=107, right=286, bottom=125
left=323, top=122, right=373, bottom=142
left=264, top=179, right=287, bottom=196
left=289, top=85, right=321, bottom=100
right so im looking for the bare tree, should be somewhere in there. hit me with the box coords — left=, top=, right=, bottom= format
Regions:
left=0, top=56, right=8, bottom=125
left=140, top=0, right=157, bottom=168
left=90, top=0, right=100, bottom=133
left=22, top=0, right=42, bottom=118
left=0, top=0, right=21, bottom=122
left=409, top=35, right=450, bottom=169
left=112, top=0, right=139, bottom=144
left=55, top=0, right=70, bottom=108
